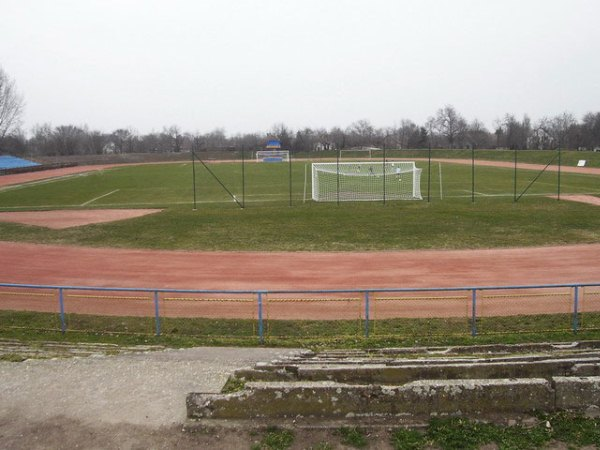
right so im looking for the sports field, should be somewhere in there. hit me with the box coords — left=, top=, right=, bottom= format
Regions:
left=0, top=155, right=599, bottom=251
left=0, top=153, right=599, bottom=344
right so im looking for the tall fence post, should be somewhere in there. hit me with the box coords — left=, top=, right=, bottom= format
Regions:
left=257, top=291, right=265, bottom=344
left=471, top=289, right=478, bottom=337
left=364, top=291, right=370, bottom=338
left=58, top=288, right=66, bottom=334
left=154, top=290, right=161, bottom=336
left=572, top=285, right=580, bottom=333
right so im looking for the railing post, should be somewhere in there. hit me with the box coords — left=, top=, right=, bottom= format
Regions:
left=154, top=290, right=161, bottom=336
left=257, top=291, right=264, bottom=344
left=471, top=289, right=478, bottom=337
left=58, top=288, right=66, bottom=334
left=364, top=291, right=370, bottom=338
left=572, top=286, right=580, bottom=333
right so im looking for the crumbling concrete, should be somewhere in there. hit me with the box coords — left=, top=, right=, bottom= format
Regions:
left=187, top=378, right=553, bottom=419
left=187, top=342, right=600, bottom=422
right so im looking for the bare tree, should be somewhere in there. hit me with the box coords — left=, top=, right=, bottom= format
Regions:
left=494, top=114, right=531, bottom=149
left=467, top=119, right=494, bottom=149
left=53, top=125, right=86, bottom=155
left=346, top=119, right=376, bottom=148
left=112, top=128, right=137, bottom=153
left=434, top=105, right=467, bottom=149
left=269, top=123, right=293, bottom=150
left=550, top=112, right=577, bottom=148
left=0, top=66, right=25, bottom=140
left=581, top=112, right=600, bottom=149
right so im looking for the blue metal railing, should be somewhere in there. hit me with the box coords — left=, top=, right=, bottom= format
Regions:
left=1, top=282, right=599, bottom=342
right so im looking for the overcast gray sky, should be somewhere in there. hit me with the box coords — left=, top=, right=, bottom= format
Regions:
left=2, top=0, right=600, bottom=135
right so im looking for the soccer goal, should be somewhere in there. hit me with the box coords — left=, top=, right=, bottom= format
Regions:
left=311, top=161, right=422, bottom=202
left=338, top=147, right=378, bottom=159
left=256, top=150, right=290, bottom=162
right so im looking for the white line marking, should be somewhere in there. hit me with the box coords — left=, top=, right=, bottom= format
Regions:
left=81, top=189, right=120, bottom=206
left=0, top=172, right=93, bottom=193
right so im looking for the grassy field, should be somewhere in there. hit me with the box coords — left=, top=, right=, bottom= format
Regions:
left=0, top=157, right=599, bottom=251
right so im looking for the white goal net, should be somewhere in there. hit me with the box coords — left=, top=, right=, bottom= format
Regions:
left=311, top=161, right=422, bottom=202
left=256, top=150, right=290, bottom=162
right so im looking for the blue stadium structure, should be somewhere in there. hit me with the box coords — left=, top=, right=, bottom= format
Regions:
left=0, top=155, right=40, bottom=171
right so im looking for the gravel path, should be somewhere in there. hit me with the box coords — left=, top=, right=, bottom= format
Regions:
left=0, top=346, right=301, bottom=448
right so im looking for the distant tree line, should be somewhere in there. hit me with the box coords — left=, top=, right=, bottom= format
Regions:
left=2, top=68, right=600, bottom=156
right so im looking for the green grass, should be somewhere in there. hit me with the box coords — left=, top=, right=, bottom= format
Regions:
left=2, top=310, right=600, bottom=350
left=0, top=160, right=599, bottom=251
left=389, top=413, right=600, bottom=450
left=337, top=427, right=368, bottom=448
left=251, top=427, right=295, bottom=450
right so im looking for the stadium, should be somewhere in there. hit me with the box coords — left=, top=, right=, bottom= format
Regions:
left=1, top=148, right=599, bottom=346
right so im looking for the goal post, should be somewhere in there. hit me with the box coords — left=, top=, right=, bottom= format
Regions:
left=311, top=161, right=422, bottom=202
left=256, top=150, right=290, bottom=162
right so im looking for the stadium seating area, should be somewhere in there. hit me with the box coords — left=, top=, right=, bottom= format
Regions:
left=0, top=155, right=40, bottom=170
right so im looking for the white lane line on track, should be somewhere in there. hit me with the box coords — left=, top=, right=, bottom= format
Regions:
left=81, top=189, right=120, bottom=206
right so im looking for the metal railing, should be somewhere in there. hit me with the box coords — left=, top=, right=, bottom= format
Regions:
left=1, top=282, right=599, bottom=343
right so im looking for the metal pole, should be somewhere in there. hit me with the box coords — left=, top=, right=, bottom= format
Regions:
left=557, top=147, right=562, bottom=201
left=289, top=148, right=293, bottom=207
left=241, top=145, right=246, bottom=209
left=383, top=144, right=386, bottom=205
left=154, top=290, right=161, bottom=336
left=58, top=288, right=66, bottom=334
left=438, top=162, right=443, bottom=200
left=513, top=148, right=517, bottom=202
left=471, top=146, right=475, bottom=203
left=364, top=291, right=370, bottom=338
left=303, top=163, right=308, bottom=203
left=192, top=150, right=197, bottom=210
left=427, top=142, right=432, bottom=202
left=336, top=150, right=340, bottom=206
left=471, top=289, right=478, bottom=336
left=572, top=286, right=579, bottom=333
left=257, top=292, right=265, bottom=344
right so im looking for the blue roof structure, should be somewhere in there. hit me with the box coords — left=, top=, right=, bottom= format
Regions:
left=0, top=155, right=40, bottom=170
left=266, top=140, right=282, bottom=149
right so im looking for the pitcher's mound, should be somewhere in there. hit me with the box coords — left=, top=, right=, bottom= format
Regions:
left=0, top=209, right=162, bottom=229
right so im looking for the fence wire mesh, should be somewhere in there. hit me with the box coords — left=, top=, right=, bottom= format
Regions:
left=0, top=287, right=59, bottom=332
left=579, top=287, right=600, bottom=331
left=159, top=292, right=256, bottom=338
left=263, top=293, right=363, bottom=341
left=370, top=290, right=472, bottom=338
left=63, top=288, right=155, bottom=335
left=476, top=287, right=574, bottom=335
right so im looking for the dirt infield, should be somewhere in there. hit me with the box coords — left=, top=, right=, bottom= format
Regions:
left=554, top=194, right=600, bottom=206
left=0, top=209, right=162, bottom=229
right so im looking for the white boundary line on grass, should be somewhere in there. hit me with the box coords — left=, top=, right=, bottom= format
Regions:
left=0, top=172, right=94, bottom=193
left=81, top=189, right=120, bottom=206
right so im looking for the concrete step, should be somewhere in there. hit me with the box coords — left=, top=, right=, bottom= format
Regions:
left=188, top=378, right=556, bottom=420
left=188, top=376, right=600, bottom=420
left=236, top=355, right=600, bottom=383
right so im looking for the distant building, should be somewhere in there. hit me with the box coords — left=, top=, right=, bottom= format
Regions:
left=265, top=139, right=282, bottom=149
